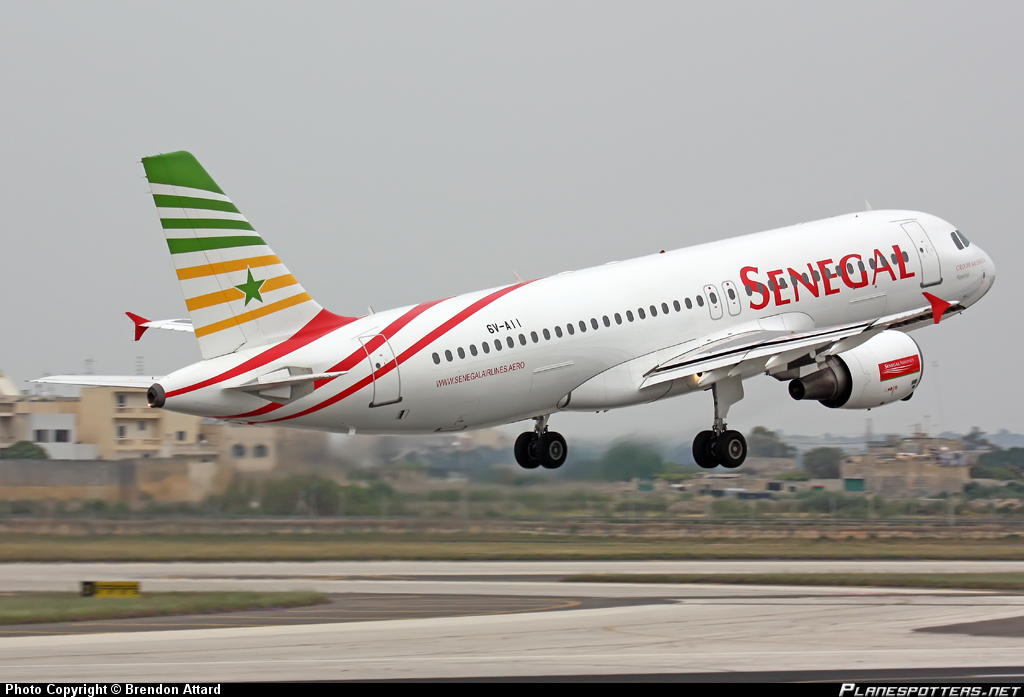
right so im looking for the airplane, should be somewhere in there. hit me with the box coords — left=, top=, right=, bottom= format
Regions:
left=36, top=151, right=996, bottom=470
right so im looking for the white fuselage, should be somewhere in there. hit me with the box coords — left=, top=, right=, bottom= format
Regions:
left=158, top=210, right=995, bottom=433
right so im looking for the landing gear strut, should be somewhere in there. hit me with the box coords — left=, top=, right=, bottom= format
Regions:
left=514, top=415, right=568, bottom=470
left=692, top=376, right=747, bottom=469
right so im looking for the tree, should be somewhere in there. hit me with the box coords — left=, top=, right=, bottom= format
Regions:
left=0, top=441, right=48, bottom=459
left=599, top=441, right=667, bottom=481
left=963, top=428, right=993, bottom=451
left=802, top=447, right=844, bottom=479
left=746, top=427, right=795, bottom=458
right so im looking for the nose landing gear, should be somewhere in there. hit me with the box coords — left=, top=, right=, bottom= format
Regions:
left=692, top=376, right=747, bottom=469
left=514, top=414, right=568, bottom=470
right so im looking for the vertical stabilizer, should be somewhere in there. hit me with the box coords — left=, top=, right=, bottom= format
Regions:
left=142, top=151, right=332, bottom=360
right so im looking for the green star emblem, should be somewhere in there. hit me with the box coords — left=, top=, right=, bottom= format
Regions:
left=234, top=268, right=266, bottom=306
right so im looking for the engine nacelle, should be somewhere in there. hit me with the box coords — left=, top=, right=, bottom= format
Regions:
left=788, top=330, right=923, bottom=409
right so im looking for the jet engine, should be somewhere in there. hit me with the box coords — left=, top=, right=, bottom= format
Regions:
left=788, top=330, right=923, bottom=409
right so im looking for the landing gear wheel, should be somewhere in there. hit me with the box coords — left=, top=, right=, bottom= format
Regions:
left=514, top=432, right=540, bottom=469
left=538, top=431, right=568, bottom=469
left=713, top=430, right=747, bottom=469
left=692, top=430, right=718, bottom=469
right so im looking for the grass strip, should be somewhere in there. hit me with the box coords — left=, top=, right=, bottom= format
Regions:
left=562, top=573, right=1024, bottom=591
left=0, top=591, right=327, bottom=626
left=0, top=533, right=1023, bottom=560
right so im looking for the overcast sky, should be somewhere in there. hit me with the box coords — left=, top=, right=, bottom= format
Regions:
left=1, top=2, right=1021, bottom=444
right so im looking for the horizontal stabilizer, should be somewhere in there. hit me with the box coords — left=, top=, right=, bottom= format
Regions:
left=32, top=375, right=165, bottom=388
left=228, top=367, right=348, bottom=404
left=127, top=312, right=194, bottom=341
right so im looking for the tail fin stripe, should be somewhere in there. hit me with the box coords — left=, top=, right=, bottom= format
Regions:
left=162, top=218, right=256, bottom=231
left=149, top=183, right=232, bottom=202
left=152, top=195, right=240, bottom=213
left=167, top=236, right=265, bottom=254
left=193, top=292, right=313, bottom=338
left=175, top=255, right=281, bottom=280
left=185, top=274, right=298, bottom=312
left=157, top=209, right=248, bottom=222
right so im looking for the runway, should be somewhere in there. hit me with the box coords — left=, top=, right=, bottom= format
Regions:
left=2, top=561, right=1024, bottom=681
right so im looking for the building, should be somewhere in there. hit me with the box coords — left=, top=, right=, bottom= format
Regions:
left=0, top=373, right=98, bottom=459
left=839, top=434, right=972, bottom=498
left=76, top=387, right=216, bottom=461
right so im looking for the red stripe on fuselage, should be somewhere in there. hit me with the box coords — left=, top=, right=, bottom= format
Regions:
left=165, top=309, right=357, bottom=399
left=219, top=298, right=447, bottom=420
left=263, top=281, right=535, bottom=423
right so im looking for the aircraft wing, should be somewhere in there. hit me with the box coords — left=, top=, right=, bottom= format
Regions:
left=642, top=298, right=962, bottom=390
left=32, top=375, right=165, bottom=388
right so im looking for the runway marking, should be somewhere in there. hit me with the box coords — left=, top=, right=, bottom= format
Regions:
left=6, top=647, right=1024, bottom=671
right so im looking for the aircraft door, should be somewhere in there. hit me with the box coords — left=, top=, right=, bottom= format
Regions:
left=703, top=284, right=724, bottom=320
left=721, top=280, right=742, bottom=316
left=360, top=334, right=402, bottom=407
left=901, top=221, right=942, bottom=288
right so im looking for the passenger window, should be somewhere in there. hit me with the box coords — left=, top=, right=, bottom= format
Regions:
left=470, top=344, right=478, bottom=356
left=673, top=300, right=680, bottom=312
left=457, top=347, right=465, bottom=359
left=857, top=261, right=865, bottom=273
left=727, top=288, right=736, bottom=300
left=567, top=324, right=575, bottom=335
left=602, top=316, right=610, bottom=327
left=445, top=350, right=453, bottom=362
left=482, top=341, right=490, bottom=354
left=902, top=251, right=910, bottom=263
left=614, top=313, right=622, bottom=324
left=543, top=328, right=551, bottom=340
left=626, top=310, right=634, bottom=322
left=813, top=270, right=821, bottom=281
left=846, top=263, right=854, bottom=275
left=531, top=331, right=539, bottom=343
left=507, top=336, right=515, bottom=348
left=592, top=318, right=599, bottom=329
left=578, top=321, right=586, bottom=333
left=518, top=334, right=526, bottom=345
left=869, top=258, right=876, bottom=269
left=661, top=302, right=669, bottom=314
left=696, top=296, right=705, bottom=307
left=744, top=286, right=752, bottom=296
left=709, top=292, right=718, bottom=304
left=432, top=352, right=441, bottom=365
left=650, top=305, right=657, bottom=317
left=638, top=308, right=646, bottom=319
left=890, top=253, right=898, bottom=265
left=555, top=326, right=563, bottom=338
left=685, top=298, right=692, bottom=309
left=494, top=339, right=503, bottom=351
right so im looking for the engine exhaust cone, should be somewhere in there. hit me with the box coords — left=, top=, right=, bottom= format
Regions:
left=147, top=383, right=166, bottom=409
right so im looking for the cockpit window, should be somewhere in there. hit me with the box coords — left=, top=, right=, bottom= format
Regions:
left=956, top=230, right=971, bottom=248
left=950, top=231, right=964, bottom=250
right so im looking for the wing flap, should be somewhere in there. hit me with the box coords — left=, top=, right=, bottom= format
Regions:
left=641, top=300, right=961, bottom=390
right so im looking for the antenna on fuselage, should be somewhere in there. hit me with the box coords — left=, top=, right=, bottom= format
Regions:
left=512, top=270, right=523, bottom=283
left=864, top=199, right=874, bottom=211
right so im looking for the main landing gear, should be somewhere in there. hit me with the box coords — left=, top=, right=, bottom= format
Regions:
left=514, top=414, right=568, bottom=470
left=692, top=376, right=748, bottom=470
